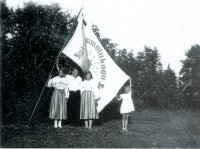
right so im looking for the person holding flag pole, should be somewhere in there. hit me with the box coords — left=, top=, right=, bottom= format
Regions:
left=47, top=68, right=69, bottom=128
left=25, top=7, right=84, bottom=127
left=116, top=78, right=135, bottom=132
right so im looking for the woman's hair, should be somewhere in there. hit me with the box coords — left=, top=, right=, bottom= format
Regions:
left=68, top=66, right=79, bottom=75
left=59, top=67, right=66, bottom=74
left=124, top=85, right=130, bottom=92
left=72, top=67, right=78, bottom=72
left=84, top=71, right=93, bottom=79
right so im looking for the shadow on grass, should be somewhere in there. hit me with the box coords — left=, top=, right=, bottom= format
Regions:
left=96, top=99, right=121, bottom=125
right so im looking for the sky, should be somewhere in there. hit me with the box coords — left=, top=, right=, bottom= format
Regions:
left=5, top=0, right=200, bottom=75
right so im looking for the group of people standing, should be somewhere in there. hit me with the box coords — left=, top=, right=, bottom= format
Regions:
left=47, top=67, right=100, bottom=129
left=47, top=67, right=135, bottom=131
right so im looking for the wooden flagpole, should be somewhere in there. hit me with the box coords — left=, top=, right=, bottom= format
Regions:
left=26, top=7, right=84, bottom=127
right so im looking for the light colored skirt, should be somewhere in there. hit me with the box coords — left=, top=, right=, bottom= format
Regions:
left=49, top=89, right=67, bottom=120
left=80, top=91, right=99, bottom=119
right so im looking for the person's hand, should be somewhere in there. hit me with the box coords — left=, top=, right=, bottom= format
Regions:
left=65, top=97, right=69, bottom=103
left=94, top=95, right=100, bottom=100
left=115, top=95, right=121, bottom=102
left=114, top=98, right=118, bottom=103
left=94, top=99, right=98, bottom=106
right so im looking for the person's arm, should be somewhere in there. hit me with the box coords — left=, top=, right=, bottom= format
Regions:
left=65, top=79, right=69, bottom=97
left=130, top=78, right=132, bottom=94
left=77, top=77, right=83, bottom=91
left=94, top=85, right=101, bottom=100
left=65, top=87, right=69, bottom=102
left=116, top=94, right=122, bottom=101
left=47, top=77, right=53, bottom=87
left=79, top=81, right=86, bottom=94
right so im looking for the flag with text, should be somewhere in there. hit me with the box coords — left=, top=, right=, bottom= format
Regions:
left=62, top=16, right=130, bottom=112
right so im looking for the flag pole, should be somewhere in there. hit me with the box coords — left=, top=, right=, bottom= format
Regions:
left=76, top=6, right=84, bottom=19
left=26, top=7, right=84, bottom=127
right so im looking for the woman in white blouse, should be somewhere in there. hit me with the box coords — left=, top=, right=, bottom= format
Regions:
left=47, top=69, right=69, bottom=128
left=80, top=71, right=100, bottom=129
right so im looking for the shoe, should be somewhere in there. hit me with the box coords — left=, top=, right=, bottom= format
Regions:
left=54, top=125, right=58, bottom=128
left=54, top=120, right=58, bottom=128
left=124, top=129, right=128, bottom=132
left=58, top=125, right=62, bottom=128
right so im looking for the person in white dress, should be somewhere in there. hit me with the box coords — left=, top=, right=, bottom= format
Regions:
left=116, top=83, right=135, bottom=131
left=47, top=68, right=69, bottom=128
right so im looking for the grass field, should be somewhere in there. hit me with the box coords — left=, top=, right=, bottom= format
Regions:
left=1, top=110, right=200, bottom=148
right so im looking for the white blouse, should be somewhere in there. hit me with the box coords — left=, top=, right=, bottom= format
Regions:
left=80, top=79, right=100, bottom=99
left=65, top=75, right=82, bottom=91
left=47, top=76, right=69, bottom=98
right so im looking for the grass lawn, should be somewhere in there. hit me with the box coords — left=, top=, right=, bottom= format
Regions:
left=1, top=110, right=200, bottom=148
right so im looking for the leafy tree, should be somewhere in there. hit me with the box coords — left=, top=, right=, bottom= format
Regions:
left=157, top=65, right=178, bottom=109
left=1, top=0, right=14, bottom=124
left=116, top=49, right=128, bottom=71
left=179, top=44, right=200, bottom=108
left=92, top=24, right=101, bottom=40
left=1, top=2, right=76, bottom=124
left=92, top=24, right=118, bottom=59
left=3, top=0, right=196, bottom=126
left=134, top=46, right=162, bottom=108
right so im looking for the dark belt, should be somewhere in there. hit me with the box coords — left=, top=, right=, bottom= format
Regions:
left=69, top=90, right=80, bottom=93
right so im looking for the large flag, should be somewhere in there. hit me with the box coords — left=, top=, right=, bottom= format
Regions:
left=62, top=15, right=130, bottom=112
left=62, top=16, right=89, bottom=72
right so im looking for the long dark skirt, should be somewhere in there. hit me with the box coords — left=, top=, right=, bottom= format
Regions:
left=80, top=91, right=99, bottom=119
left=67, top=90, right=81, bottom=125
left=49, top=89, right=67, bottom=120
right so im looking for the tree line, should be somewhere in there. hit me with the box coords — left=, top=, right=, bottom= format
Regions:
left=1, top=1, right=200, bottom=124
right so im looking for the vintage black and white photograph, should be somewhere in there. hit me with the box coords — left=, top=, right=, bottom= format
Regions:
left=1, top=0, right=200, bottom=148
